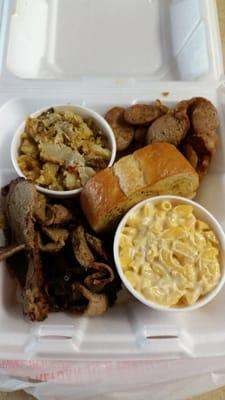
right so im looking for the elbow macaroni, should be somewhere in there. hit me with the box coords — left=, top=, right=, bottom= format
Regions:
left=119, top=201, right=221, bottom=307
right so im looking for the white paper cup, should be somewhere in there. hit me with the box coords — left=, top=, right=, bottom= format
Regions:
left=114, top=195, right=225, bottom=312
left=11, top=104, right=116, bottom=198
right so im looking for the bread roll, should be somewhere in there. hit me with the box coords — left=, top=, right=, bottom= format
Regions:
left=80, top=143, right=199, bottom=232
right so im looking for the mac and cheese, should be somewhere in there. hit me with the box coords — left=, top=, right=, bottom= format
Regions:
left=119, top=201, right=221, bottom=307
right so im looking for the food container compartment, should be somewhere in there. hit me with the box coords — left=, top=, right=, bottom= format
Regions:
left=0, top=89, right=225, bottom=360
left=0, top=0, right=224, bottom=360
left=0, top=0, right=222, bottom=82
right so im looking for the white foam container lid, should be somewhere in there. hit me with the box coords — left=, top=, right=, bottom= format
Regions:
left=0, top=0, right=224, bottom=360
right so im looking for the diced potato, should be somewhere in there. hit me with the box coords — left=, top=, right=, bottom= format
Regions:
left=63, top=171, right=81, bottom=190
left=36, top=163, right=59, bottom=186
left=20, top=138, right=39, bottom=157
left=17, top=155, right=40, bottom=181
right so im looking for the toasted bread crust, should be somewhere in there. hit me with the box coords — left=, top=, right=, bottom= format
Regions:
left=80, top=143, right=199, bottom=232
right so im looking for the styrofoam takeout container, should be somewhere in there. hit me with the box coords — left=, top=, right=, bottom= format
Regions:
left=114, top=195, right=225, bottom=312
left=0, top=0, right=224, bottom=360
left=10, top=104, right=116, bottom=198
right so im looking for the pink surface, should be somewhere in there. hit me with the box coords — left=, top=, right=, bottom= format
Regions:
left=1, top=358, right=225, bottom=386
